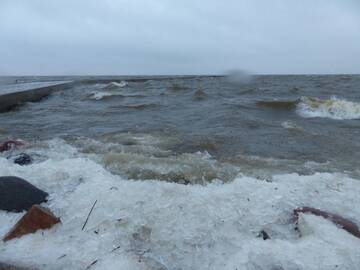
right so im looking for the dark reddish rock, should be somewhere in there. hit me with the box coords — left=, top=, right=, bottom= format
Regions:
left=294, top=207, right=360, bottom=239
left=0, top=176, right=48, bottom=212
left=3, top=205, right=60, bottom=242
left=0, top=141, right=24, bottom=152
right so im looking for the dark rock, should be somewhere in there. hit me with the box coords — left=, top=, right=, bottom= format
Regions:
left=13, top=153, right=32, bottom=166
left=0, top=176, right=48, bottom=212
left=3, top=205, right=60, bottom=242
left=0, top=141, right=24, bottom=152
left=258, top=230, right=271, bottom=240
left=294, top=207, right=360, bottom=239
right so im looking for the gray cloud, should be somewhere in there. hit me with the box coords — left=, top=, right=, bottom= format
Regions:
left=0, top=0, right=359, bottom=75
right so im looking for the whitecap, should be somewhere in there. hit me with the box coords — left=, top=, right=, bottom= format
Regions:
left=88, top=91, right=114, bottom=100
left=103, top=81, right=128, bottom=89
left=296, top=96, right=360, bottom=120
left=281, top=120, right=299, bottom=129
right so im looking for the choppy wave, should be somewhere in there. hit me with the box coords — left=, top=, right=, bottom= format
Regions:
left=193, top=89, right=207, bottom=101
left=168, top=83, right=189, bottom=91
left=119, top=103, right=159, bottom=110
left=1, top=138, right=360, bottom=269
left=296, top=96, right=360, bottom=120
left=256, top=100, right=298, bottom=110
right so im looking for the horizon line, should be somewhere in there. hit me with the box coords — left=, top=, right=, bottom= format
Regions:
left=1, top=73, right=360, bottom=77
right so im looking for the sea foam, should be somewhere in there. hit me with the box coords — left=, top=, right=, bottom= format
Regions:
left=296, top=96, right=360, bottom=120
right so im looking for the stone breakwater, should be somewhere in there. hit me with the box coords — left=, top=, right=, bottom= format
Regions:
left=0, top=81, right=73, bottom=113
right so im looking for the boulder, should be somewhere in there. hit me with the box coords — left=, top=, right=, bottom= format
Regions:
left=294, top=207, right=360, bottom=239
left=3, top=205, right=60, bottom=242
left=0, top=141, right=23, bottom=152
left=0, top=176, right=48, bottom=212
left=13, top=153, right=32, bottom=166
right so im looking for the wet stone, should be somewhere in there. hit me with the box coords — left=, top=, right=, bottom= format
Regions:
left=0, top=176, right=48, bottom=212
left=9, top=153, right=32, bottom=166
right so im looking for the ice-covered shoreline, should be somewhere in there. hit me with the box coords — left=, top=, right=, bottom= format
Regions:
left=1, top=139, right=360, bottom=269
left=1, top=75, right=360, bottom=269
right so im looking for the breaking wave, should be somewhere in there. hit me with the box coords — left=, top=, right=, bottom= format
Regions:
left=258, top=97, right=360, bottom=120
left=71, top=134, right=238, bottom=184
left=102, top=81, right=128, bottom=89
left=281, top=120, right=300, bottom=130
left=88, top=92, right=145, bottom=101
left=297, top=96, right=360, bottom=120
left=88, top=91, right=126, bottom=100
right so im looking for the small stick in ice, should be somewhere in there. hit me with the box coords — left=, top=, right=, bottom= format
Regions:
left=111, top=245, right=121, bottom=252
left=82, top=200, right=97, bottom=231
left=57, top=254, right=67, bottom=260
left=85, top=259, right=98, bottom=269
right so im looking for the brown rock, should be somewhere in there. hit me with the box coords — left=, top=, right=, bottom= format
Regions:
left=294, top=207, right=360, bottom=239
left=3, top=205, right=60, bottom=242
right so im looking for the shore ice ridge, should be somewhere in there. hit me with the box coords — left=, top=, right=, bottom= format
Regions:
left=0, top=139, right=359, bottom=269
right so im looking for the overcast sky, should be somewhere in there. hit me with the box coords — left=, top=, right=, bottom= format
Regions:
left=0, top=0, right=359, bottom=75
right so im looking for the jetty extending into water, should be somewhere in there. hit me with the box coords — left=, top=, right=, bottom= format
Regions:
left=0, top=81, right=73, bottom=113
left=0, top=75, right=222, bottom=113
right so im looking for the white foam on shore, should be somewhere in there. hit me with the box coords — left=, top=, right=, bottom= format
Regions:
left=0, top=139, right=360, bottom=269
left=296, top=96, right=360, bottom=120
